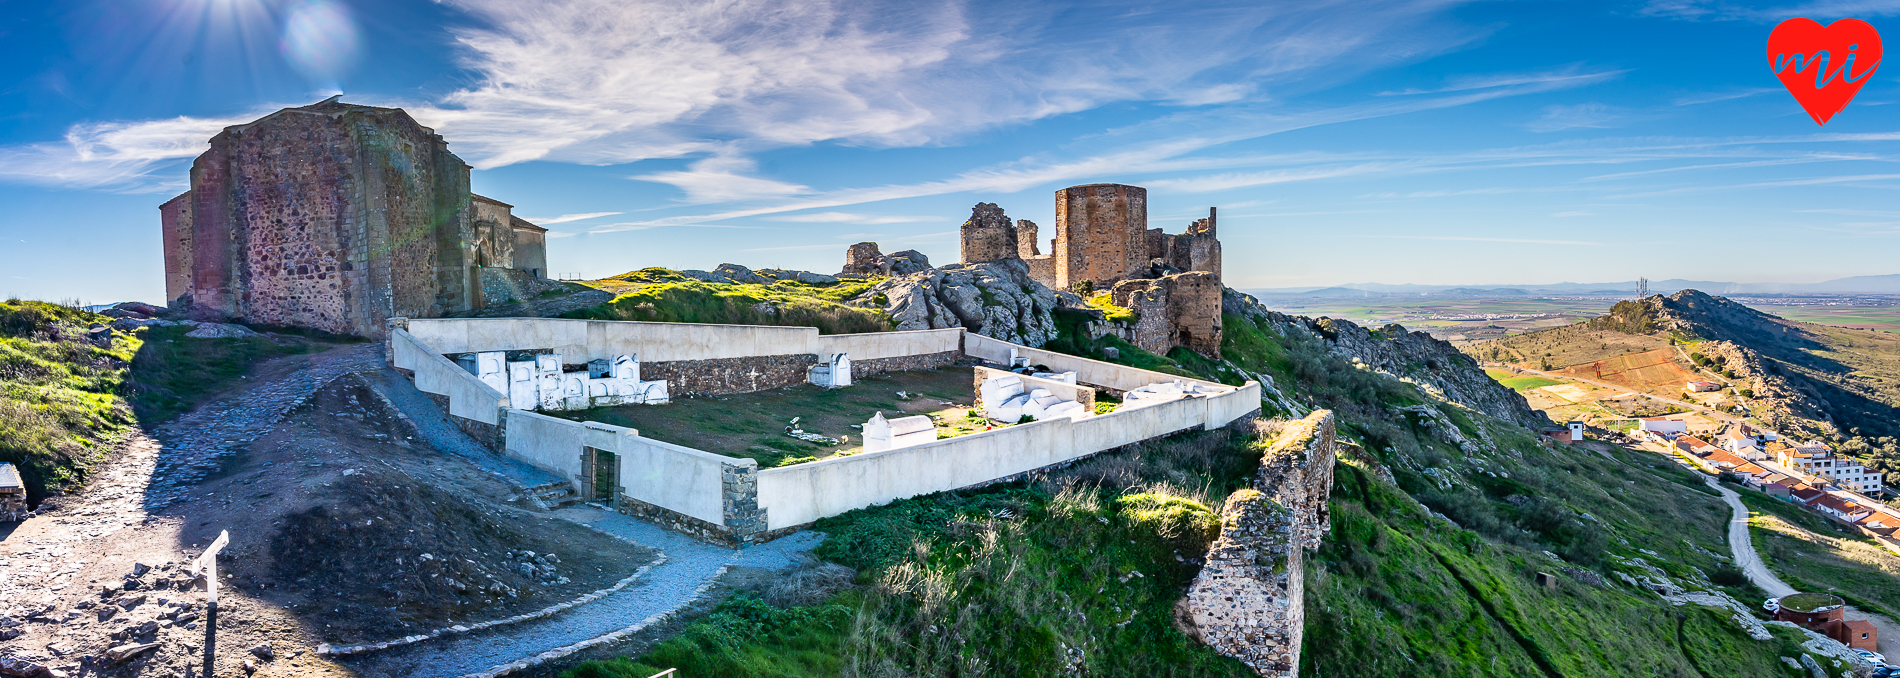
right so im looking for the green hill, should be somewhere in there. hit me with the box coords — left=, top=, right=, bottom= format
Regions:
left=558, top=288, right=1843, bottom=678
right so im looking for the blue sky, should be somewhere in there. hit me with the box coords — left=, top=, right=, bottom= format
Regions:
left=2, top=0, right=1897, bottom=303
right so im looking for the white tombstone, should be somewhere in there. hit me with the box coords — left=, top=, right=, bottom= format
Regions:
left=536, top=355, right=564, bottom=411
left=1030, top=371, right=1077, bottom=385
left=612, top=354, right=639, bottom=381
left=864, top=412, right=934, bottom=453
left=476, top=352, right=507, bottom=394
left=1043, top=400, right=1087, bottom=420
left=829, top=353, right=851, bottom=388
left=562, top=374, right=590, bottom=410
left=588, top=380, right=613, bottom=407
left=508, top=361, right=537, bottom=409
left=640, top=380, right=670, bottom=404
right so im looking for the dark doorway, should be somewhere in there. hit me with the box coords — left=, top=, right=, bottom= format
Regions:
left=584, top=447, right=618, bottom=504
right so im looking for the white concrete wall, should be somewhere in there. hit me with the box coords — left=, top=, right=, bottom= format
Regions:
left=502, top=409, right=592, bottom=485
left=391, top=329, right=507, bottom=425
left=502, top=409, right=731, bottom=526
left=813, top=328, right=963, bottom=361
left=613, top=433, right=732, bottom=526
left=758, top=418, right=1073, bottom=530
left=964, top=332, right=1229, bottom=393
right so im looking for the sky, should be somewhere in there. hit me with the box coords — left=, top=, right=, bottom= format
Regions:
left=1, top=0, right=1897, bottom=304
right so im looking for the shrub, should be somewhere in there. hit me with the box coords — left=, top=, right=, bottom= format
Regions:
left=1115, top=493, right=1220, bottom=553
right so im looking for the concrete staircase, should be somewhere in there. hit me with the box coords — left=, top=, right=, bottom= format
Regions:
left=528, top=481, right=585, bottom=510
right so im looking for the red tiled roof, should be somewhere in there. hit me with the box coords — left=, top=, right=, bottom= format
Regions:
left=1791, top=488, right=1827, bottom=503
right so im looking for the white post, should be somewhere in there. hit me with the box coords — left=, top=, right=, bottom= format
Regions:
left=189, top=530, right=229, bottom=677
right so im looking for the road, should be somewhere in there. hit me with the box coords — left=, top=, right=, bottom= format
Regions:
left=1704, top=469, right=1898, bottom=658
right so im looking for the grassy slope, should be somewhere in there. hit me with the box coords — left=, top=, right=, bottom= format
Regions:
left=564, top=301, right=1832, bottom=678
left=1, top=299, right=355, bottom=501
left=564, top=269, right=890, bottom=335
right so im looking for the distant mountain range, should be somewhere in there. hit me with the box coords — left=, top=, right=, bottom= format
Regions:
left=1242, top=274, right=1900, bottom=297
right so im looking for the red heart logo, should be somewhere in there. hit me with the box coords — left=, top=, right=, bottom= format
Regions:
left=1767, top=18, right=1882, bottom=126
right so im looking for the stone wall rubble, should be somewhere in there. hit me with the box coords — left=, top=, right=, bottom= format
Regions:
left=1181, top=410, right=1336, bottom=677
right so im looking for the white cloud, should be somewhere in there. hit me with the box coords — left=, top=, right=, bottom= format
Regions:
left=630, top=155, right=810, bottom=203
left=1639, top=0, right=1900, bottom=21
left=764, top=212, right=941, bottom=224
left=0, top=113, right=263, bottom=192
left=1362, top=235, right=1601, bottom=245
left=1378, top=66, right=1626, bottom=96
left=520, top=211, right=623, bottom=225
left=1526, top=103, right=1621, bottom=133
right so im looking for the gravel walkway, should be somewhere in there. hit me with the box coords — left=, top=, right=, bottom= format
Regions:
left=344, top=363, right=825, bottom=677
left=362, top=368, right=564, bottom=488
left=144, top=343, right=386, bottom=508
left=341, top=508, right=823, bottom=678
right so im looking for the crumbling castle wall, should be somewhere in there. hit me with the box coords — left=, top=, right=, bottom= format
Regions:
left=1182, top=410, right=1336, bottom=677
left=1110, top=271, right=1223, bottom=358
left=1149, top=208, right=1221, bottom=279
left=959, top=203, right=1019, bottom=264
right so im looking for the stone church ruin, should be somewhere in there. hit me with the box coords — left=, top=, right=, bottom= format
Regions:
left=160, top=97, right=551, bottom=337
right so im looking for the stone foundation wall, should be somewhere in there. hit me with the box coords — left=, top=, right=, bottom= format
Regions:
left=851, top=350, right=961, bottom=379
left=1110, top=271, right=1223, bottom=358
left=1182, top=410, right=1335, bottom=677
left=640, top=354, right=820, bottom=395
left=479, top=267, right=563, bottom=305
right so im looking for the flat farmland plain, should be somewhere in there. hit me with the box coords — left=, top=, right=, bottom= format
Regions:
left=1255, top=297, right=1612, bottom=342
left=1739, top=303, right=1900, bottom=333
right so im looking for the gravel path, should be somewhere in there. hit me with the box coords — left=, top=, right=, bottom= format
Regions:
left=144, top=343, right=386, bottom=508
left=362, top=368, right=564, bottom=488
left=342, top=508, right=823, bottom=678
left=343, top=364, right=825, bottom=677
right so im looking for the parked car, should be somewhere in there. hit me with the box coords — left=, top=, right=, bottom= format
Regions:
left=1854, top=649, right=1887, bottom=664
left=1763, top=598, right=1780, bottom=613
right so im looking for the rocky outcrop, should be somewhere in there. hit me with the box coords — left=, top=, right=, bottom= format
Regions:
left=682, top=263, right=840, bottom=285
left=1225, top=289, right=1548, bottom=430
left=1181, top=410, right=1336, bottom=677
left=837, top=243, right=930, bottom=278
left=848, top=258, right=1074, bottom=347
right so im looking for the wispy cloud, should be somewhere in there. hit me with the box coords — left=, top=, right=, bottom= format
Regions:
left=1612, top=173, right=1900, bottom=198
left=1672, top=88, right=1779, bottom=106
left=630, top=155, right=809, bottom=203
left=1362, top=234, right=1601, bottom=245
left=764, top=212, right=942, bottom=224
left=520, top=211, right=623, bottom=225
left=1526, top=103, right=1622, bottom=133
left=0, top=112, right=265, bottom=192
left=1639, top=0, right=1900, bottom=22
left=1378, top=66, right=1627, bottom=96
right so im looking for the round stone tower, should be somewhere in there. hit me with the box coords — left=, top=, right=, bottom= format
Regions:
left=1054, top=183, right=1147, bottom=292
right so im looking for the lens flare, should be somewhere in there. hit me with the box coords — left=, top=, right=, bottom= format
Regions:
left=281, top=0, right=361, bottom=84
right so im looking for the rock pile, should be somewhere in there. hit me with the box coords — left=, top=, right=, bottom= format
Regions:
left=681, top=263, right=840, bottom=285
left=848, top=258, right=1076, bottom=348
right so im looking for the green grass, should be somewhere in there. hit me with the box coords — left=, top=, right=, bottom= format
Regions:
left=1, top=300, right=139, bottom=499
left=128, top=324, right=358, bottom=423
left=1497, top=376, right=1560, bottom=391
left=560, top=595, right=855, bottom=678
left=1741, top=489, right=1900, bottom=619
left=1037, top=308, right=1202, bottom=379
left=567, top=430, right=1265, bottom=678
left=1086, top=293, right=1137, bottom=323
left=1, top=299, right=358, bottom=502
left=563, top=280, right=891, bottom=335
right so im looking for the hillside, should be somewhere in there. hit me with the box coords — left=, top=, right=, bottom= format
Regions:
left=1469, top=290, right=1900, bottom=487
left=558, top=285, right=1845, bottom=678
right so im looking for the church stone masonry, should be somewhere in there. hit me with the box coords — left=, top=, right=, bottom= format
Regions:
left=959, top=183, right=1226, bottom=357
left=160, top=97, right=548, bottom=337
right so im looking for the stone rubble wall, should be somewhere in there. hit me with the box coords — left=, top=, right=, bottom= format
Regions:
left=1182, top=410, right=1336, bottom=677
left=1110, top=271, right=1224, bottom=358
left=639, top=354, right=819, bottom=396
left=959, top=202, right=1019, bottom=264
left=477, top=267, right=565, bottom=306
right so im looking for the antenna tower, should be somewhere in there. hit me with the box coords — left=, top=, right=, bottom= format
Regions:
left=1636, top=277, right=1649, bottom=298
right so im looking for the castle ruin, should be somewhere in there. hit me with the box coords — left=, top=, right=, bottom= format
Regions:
left=160, top=97, right=549, bottom=337
left=960, top=183, right=1226, bottom=357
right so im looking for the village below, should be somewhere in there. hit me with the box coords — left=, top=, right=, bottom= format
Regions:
left=5, top=99, right=1900, bottom=678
